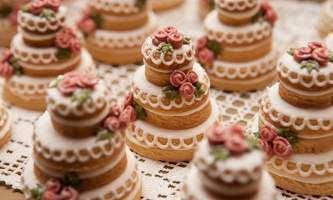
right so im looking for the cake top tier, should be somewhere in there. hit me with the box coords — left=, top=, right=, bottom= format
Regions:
left=194, top=124, right=264, bottom=185
left=142, top=26, right=195, bottom=67
left=89, top=0, right=147, bottom=14
left=215, top=0, right=260, bottom=12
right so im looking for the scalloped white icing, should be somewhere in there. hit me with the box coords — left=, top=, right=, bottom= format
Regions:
left=47, top=80, right=109, bottom=117
left=204, top=11, right=272, bottom=44
left=126, top=100, right=219, bottom=150
left=18, top=6, right=66, bottom=33
left=89, top=0, right=141, bottom=14
left=89, top=12, right=157, bottom=49
left=215, top=0, right=259, bottom=12
left=278, top=53, right=333, bottom=88
left=217, top=2, right=260, bottom=20
left=141, top=36, right=195, bottom=66
left=34, top=111, right=123, bottom=163
left=133, top=63, right=210, bottom=110
left=194, top=139, right=264, bottom=184
left=262, top=84, right=333, bottom=131
left=209, top=49, right=277, bottom=79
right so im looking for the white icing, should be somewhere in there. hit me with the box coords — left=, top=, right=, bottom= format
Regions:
left=17, top=6, right=66, bottom=33
left=34, top=112, right=123, bottom=163
left=194, top=140, right=264, bottom=184
left=216, top=2, right=260, bottom=20
left=23, top=150, right=141, bottom=200
left=278, top=53, right=333, bottom=88
left=182, top=167, right=277, bottom=200
left=133, top=63, right=210, bottom=110
left=145, top=60, right=193, bottom=73
left=141, top=37, right=195, bottom=66
left=262, top=84, right=333, bottom=131
left=209, top=49, right=277, bottom=79
left=6, top=49, right=95, bottom=98
left=89, top=0, right=140, bottom=14
left=204, top=11, right=272, bottom=45
left=126, top=100, right=219, bottom=150
left=47, top=81, right=109, bottom=117
left=215, top=0, right=259, bottom=12
left=90, top=12, right=157, bottom=49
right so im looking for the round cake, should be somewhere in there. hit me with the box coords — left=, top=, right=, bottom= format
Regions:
left=196, top=0, right=278, bottom=91
left=258, top=41, right=333, bottom=195
left=317, top=0, right=333, bottom=38
left=126, top=26, right=219, bottom=162
left=22, top=72, right=142, bottom=200
left=0, top=102, right=11, bottom=148
left=151, top=0, right=185, bottom=12
left=78, top=0, right=157, bottom=65
left=0, top=0, right=95, bottom=111
left=182, top=124, right=277, bottom=200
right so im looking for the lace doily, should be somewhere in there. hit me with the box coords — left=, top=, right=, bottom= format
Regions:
left=0, top=0, right=331, bottom=199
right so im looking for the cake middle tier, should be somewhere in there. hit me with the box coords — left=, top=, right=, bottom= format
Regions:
left=133, top=63, right=211, bottom=129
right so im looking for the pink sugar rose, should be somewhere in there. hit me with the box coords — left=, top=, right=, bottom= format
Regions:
left=207, top=124, right=226, bottom=145
left=78, top=18, right=96, bottom=34
left=55, top=31, right=72, bottom=49
left=163, top=26, right=178, bottom=35
left=9, top=11, right=18, bottom=26
left=196, top=36, right=208, bottom=51
left=42, top=190, right=59, bottom=200
left=58, top=79, right=77, bottom=96
left=224, top=134, right=248, bottom=155
left=186, top=70, right=198, bottom=84
left=62, top=27, right=76, bottom=38
left=312, top=48, right=329, bottom=66
left=69, top=39, right=81, bottom=54
left=228, top=124, right=244, bottom=138
left=47, top=0, right=61, bottom=11
left=1, top=50, right=13, bottom=63
left=179, top=82, right=195, bottom=100
left=260, top=125, right=277, bottom=142
left=169, top=70, right=186, bottom=87
left=152, top=30, right=168, bottom=46
left=167, top=32, right=184, bottom=49
left=119, top=106, right=136, bottom=125
left=59, top=187, right=79, bottom=200
left=293, top=47, right=312, bottom=63
left=272, top=136, right=293, bottom=158
left=198, top=48, right=214, bottom=66
left=30, top=0, right=48, bottom=15
left=104, top=116, right=121, bottom=132
left=258, top=139, right=273, bottom=157
left=124, top=92, right=134, bottom=108
left=0, top=62, right=14, bottom=79
left=308, top=41, right=325, bottom=50
left=77, top=74, right=98, bottom=89
left=261, top=0, right=277, bottom=25
left=45, top=179, right=62, bottom=194
left=110, top=103, right=122, bottom=117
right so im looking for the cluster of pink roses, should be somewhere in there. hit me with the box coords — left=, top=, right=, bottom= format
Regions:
left=152, top=26, right=185, bottom=49
left=258, top=125, right=293, bottom=158
left=0, top=50, right=15, bottom=79
left=55, top=28, right=81, bottom=54
left=26, top=0, right=60, bottom=15
left=42, top=179, right=78, bottom=200
left=196, top=36, right=215, bottom=67
left=293, top=41, right=329, bottom=66
left=57, top=72, right=98, bottom=96
left=207, top=124, right=249, bottom=155
left=261, top=0, right=277, bottom=26
left=77, top=10, right=97, bottom=35
left=103, top=92, right=136, bottom=132
left=169, top=70, right=199, bottom=100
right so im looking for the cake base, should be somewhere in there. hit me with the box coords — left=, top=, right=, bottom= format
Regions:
left=151, top=0, right=185, bottom=12
left=126, top=100, right=219, bottom=162
left=182, top=166, right=277, bottom=200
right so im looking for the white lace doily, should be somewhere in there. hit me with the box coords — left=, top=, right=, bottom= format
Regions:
left=0, top=0, right=331, bottom=199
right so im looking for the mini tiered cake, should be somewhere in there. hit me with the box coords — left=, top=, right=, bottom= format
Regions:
left=182, top=124, right=277, bottom=200
left=151, top=0, right=185, bottom=12
left=22, top=72, right=142, bottom=200
left=317, top=0, right=333, bottom=38
left=0, top=0, right=95, bottom=111
left=259, top=41, right=333, bottom=195
left=196, top=0, right=278, bottom=91
left=0, top=101, right=11, bottom=148
left=0, top=0, right=26, bottom=47
left=77, top=0, right=157, bottom=65
left=126, top=26, right=219, bottom=162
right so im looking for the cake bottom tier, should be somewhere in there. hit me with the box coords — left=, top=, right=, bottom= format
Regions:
left=151, top=0, right=185, bottom=12
left=22, top=149, right=141, bottom=200
left=126, top=100, right=219, bottom=162
left=182, top=166, right=277, bottom=200
left=0, top=108, right=11, bottom=148
left=207, top=50, right=277, bottom=92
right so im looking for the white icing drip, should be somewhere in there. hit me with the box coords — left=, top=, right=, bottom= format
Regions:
left=261, top=84, right=333, bottom=131
left=266, top=148, right=333, bottom=178
left=34, top=112, right=124, bottom=163
left=194, top=140, right=264, bottom=184
left=133, top=63, right=210, bottom=110
left=47, top=81, right=109, bottom=117
left=141, top=37, right=195, bottom=66
left=209, top=50, right=277, bottom=79
left=281, top=81, right=333, bottom=97
left=33, top=148, right=126, bottom=179
left=204, top=11, right=272, bottom=44
left=17, top=6, right=66, bottom=33
left=182, top=167, right=277, bottom=200
left=6, top=50, right=95, bottom=98
left=216, top=2, right=260, bottom=20
left=215, top=0, right=259, bottom=12
left=90, top=12, right=157, bottom=49
left=89, top=0, right=140, bottom=14
left=126, top=100, right=219, bottom=150
left=278, top=53, right=333, bottom=88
